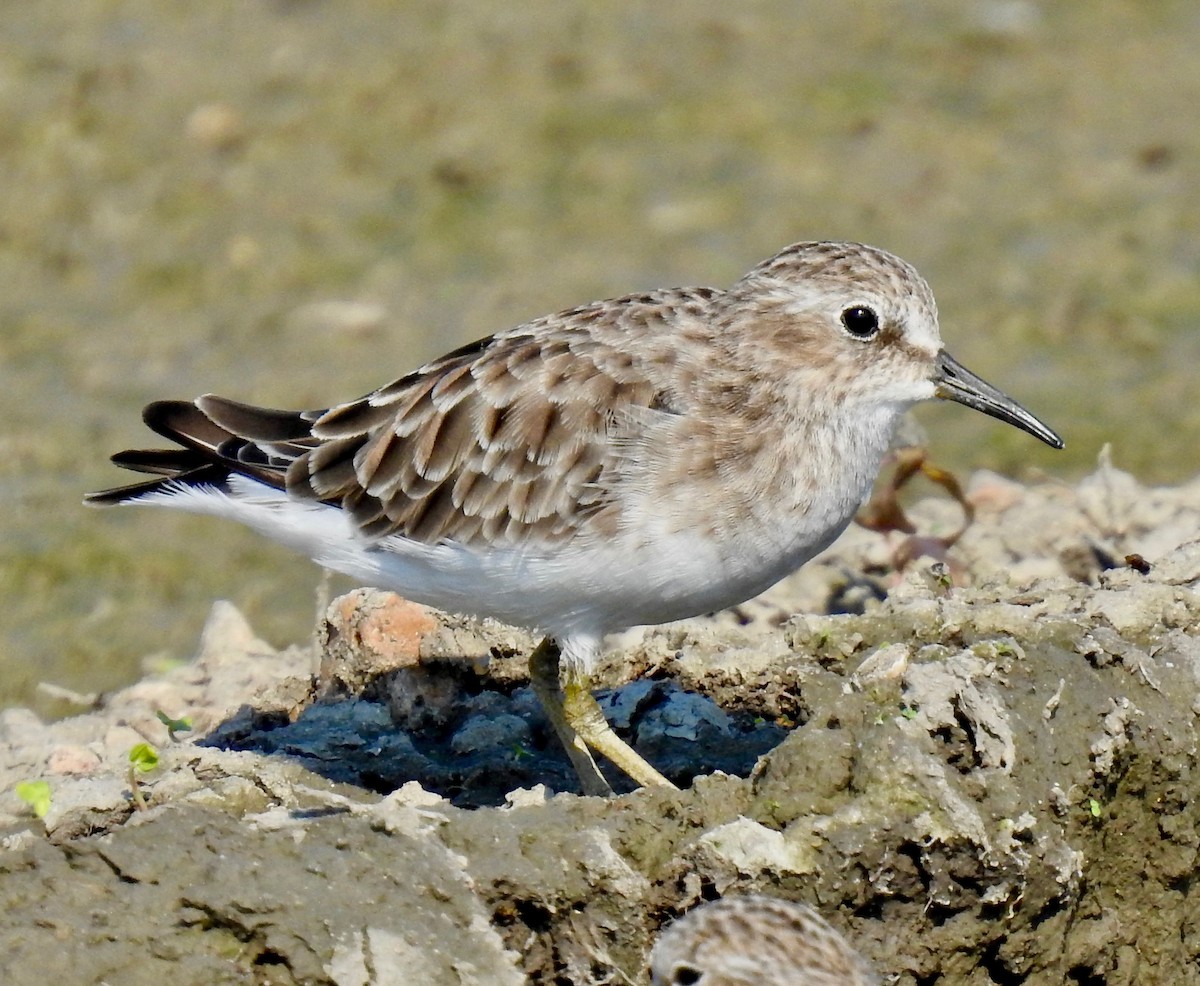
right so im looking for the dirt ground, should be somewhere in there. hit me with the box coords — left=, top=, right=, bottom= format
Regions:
left=2, top=454, right=1199, bottom=985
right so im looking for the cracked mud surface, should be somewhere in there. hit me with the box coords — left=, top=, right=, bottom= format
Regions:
left=3, top=458, right=1200, bottom=985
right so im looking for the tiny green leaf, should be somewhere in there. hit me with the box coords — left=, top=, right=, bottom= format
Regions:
left=155, top=710, right=193, bottom=741
left=900, top=705, right=919, bottom=720
left=1088, top=798, right=1102, bottom=818
left=15, top=780, right=52, bottom=819
left=128, top=742, right=160, bottom=773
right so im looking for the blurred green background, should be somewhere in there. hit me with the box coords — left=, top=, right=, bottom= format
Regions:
left=3, top=1, right=1198, bottom=712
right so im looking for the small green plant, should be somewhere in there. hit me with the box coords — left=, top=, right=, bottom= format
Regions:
left=1088, top=798, right=1102, bottom=819
left=900, top=704, right=920, bottom=720
left=155, top=710, right=193, bottom=742
left=511, top=742, right=533, bottom=761
left=15, top=779, right=51, bottom=819
left=127, top=742, right=160, bottom=811
left=929, top=561, right=953, bottom=592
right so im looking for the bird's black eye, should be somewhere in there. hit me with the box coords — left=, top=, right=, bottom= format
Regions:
left=671, top=966, right=703, bottom=985
left=841, top=306, right=880, bottom=339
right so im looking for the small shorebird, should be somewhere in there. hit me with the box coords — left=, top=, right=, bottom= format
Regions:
left=650, top=895, right=877, bottom=986
left=87, top=240, right=1062, bottom=795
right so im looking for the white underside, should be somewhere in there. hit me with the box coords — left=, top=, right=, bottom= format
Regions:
left=129, top=471, right=857, bottom=676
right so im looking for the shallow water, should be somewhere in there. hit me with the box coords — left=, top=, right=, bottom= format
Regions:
left=3, top=0, right=1198, bottom=709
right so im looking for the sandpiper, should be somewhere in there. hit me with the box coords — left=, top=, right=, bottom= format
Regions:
left=650, top=895, right=877, bottom=986
left=87, top=240, right=1062, bottom=794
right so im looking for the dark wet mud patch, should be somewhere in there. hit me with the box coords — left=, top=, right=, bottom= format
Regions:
left=202, top=678, right=787, bottom=807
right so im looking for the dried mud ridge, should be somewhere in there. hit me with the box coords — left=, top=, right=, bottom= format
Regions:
left=3, top=459, right=1200, bottom=985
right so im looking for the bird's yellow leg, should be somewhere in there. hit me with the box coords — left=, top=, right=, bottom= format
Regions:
left=528, top=637, right=614, bottom=796
left=561, top=677, right=678, bottom=791
left=528, top=636, right=678, bottom=794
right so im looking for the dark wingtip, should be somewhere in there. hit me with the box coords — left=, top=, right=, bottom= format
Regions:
left=84, top=463, right=232, bottom=506
left=84, top=477, right=171, bottom=506
left=142, top=399, right=231, bottom=451
left=196, top=394, right=315, bottom=442
left=142, top=398, right=191, bottom=427
left=110, top=447, right=209, bottom=476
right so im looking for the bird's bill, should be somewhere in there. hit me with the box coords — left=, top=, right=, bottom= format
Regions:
left=934, top=350, right=1064, bottom=449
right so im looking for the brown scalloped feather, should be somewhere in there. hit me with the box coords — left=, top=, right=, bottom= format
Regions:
left=283, top=294, right=704, bottom=546
left=92, top=287, right=726, bottom=546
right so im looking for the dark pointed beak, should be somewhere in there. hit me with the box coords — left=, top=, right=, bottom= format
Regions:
left=934, top=350, right=1064, bottom=449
